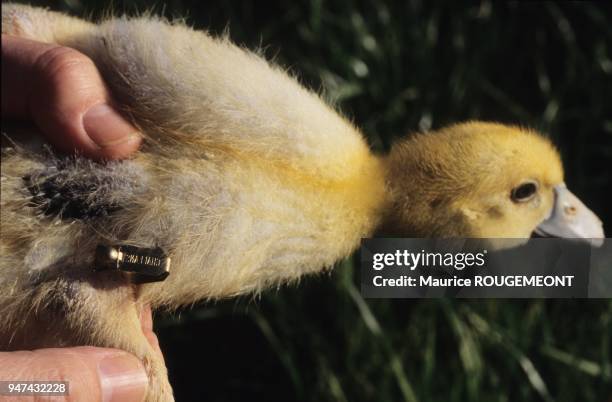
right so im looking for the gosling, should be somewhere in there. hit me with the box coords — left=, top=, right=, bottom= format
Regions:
left=0, top=4, right=604, bottom=402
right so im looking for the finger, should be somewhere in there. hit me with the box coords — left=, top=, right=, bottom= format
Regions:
left=0, top=347, right=148, bottom=402
left=1, top=34, right=142, bottom=160
left=139, top=304, right=165, bottom=361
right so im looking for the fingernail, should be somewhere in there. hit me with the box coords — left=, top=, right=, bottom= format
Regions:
left=83, top=103, right=141, bottom=148
left=98, top=353, right=148, bottom=402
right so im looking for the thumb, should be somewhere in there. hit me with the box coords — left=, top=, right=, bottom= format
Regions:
left=0, top=346, right=148, bottom=402
left=1, top=34, right=142, bottom=160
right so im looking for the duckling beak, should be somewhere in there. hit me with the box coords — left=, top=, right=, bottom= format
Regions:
left=534, top=183, right=605, bottom=245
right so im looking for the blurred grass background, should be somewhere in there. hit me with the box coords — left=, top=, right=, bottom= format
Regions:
left=12, top=1, right=612, bottom=401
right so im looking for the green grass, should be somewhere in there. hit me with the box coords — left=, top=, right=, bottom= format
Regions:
left=18, top=1, right=612, bottom=401
left=154, top=264, right=612, bottom=402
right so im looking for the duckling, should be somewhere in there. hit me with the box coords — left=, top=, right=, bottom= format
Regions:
left=0, top=4, right=604, bottom=402
left=383, top=121, right=605, bottom=240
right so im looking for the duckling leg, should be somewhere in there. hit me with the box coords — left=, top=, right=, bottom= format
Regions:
left=0, top=149, right=172, bottom=401
left=83, top=289, right=174, bottom=402
left=1, top=276, right=174, bottom=402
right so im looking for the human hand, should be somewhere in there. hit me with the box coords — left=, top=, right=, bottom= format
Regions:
left=0, top=305, right=161, bottom=402
left=0, top=347, right=148, bottom=402
left=1, top=34, right=142, bottom=159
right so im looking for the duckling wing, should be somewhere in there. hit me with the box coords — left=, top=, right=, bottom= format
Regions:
left=4, top=3, right=371, bottom=177
left=1, top=5, right=385, bottom=303
left=87, top=16, right=372, bottom=179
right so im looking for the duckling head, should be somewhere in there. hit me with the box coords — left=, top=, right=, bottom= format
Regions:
left=382, top=121, right=605, bottom=242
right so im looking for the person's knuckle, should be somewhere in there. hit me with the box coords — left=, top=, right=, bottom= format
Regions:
left=33, top=46, right=97, bottom=86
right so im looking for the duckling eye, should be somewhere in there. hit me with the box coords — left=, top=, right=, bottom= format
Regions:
left=511, top=181, right=538, bottom=203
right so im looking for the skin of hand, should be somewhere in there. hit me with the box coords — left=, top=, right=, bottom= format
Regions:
left=0, top=306, right=160, bottom=402
left=1, top=34, right=142, bottom=159
left=1, top=35, right=155, bottom=401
